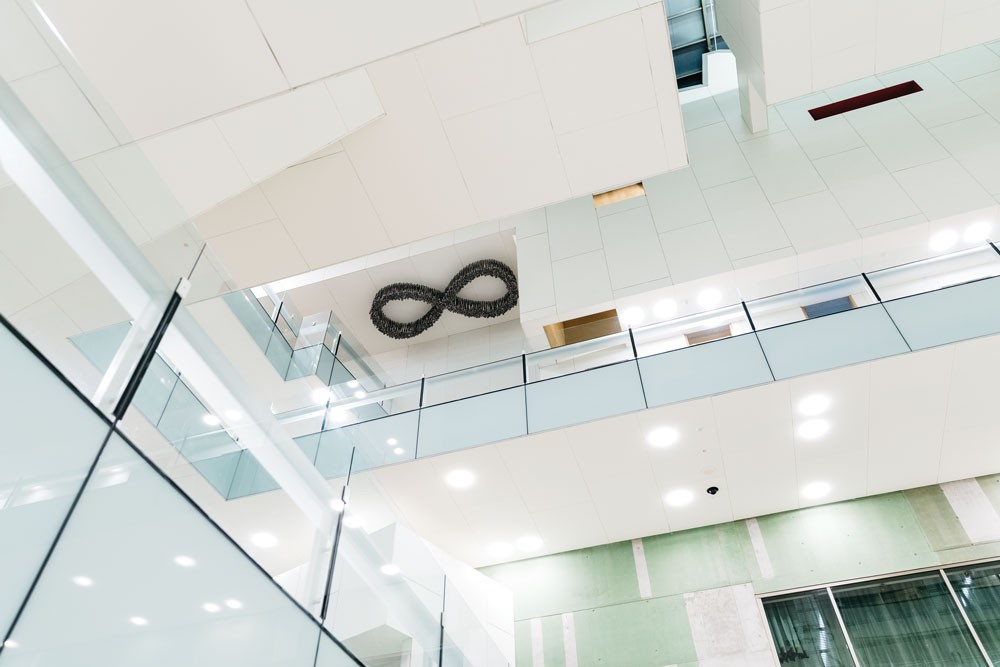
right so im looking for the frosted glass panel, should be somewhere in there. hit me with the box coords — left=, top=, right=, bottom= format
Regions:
left=756, top=305, right=910, bottom=380
left=316, top=630, right=362, bottom=666
left=526, top=360, right=646, bottom=433
left=417, top=387, right=527, bottom=457
left=0, top=324, right=111, bottom=639
left=639, top=333, right=772, bottom=407
left=883, top=276, right=1000, bottom=350
left=0, top=436, right=322, bottom=667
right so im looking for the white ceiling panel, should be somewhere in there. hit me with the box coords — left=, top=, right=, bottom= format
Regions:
left=138, top=119, right=253, bottom=217
left=246, top=0, right=480, bottom=87
left=10, top=66, right=118, bottom=161
left=443, top=93, right=571, bottom=219
left=497, top=431, right=593, bottom=512
left=557, top=107, right=669, bottom=195
left=416, top=18, right=539, bottom=120
left=0, top=0, right=58, bottom=82
left=589, top=468, right=671, bottom=542
left=530, top=10, right=657, bottom=135
left=324, top=69, right=385, bottom=132
left=564, top=413, right=649, bottom=482
left=192, top=186, right=277, bottom=239
left=940, top=335, right=1000, bottom=481
left=639, top=1, right=688, bottom=171
left=473, top=0, right=554, bottom=22
left=529, top=501, right=610, bottom=556
left=260, top=153, right=389, bottom=269
left=215, top=83, right=347, bottom=183
left=37, top=0, right=287, bottom=138
left=342, top=54, right=480, bottom=244
left=49, top=272, right=128, bottom=332
left=428, top=445, right=521, bottom=508
left=524, top=0, right=640, bottom=43
left=0, top=250, right=41, bottom=315
left=714, top=382, right=799, bottom=519
left=205, top=219, right=308, bottom=287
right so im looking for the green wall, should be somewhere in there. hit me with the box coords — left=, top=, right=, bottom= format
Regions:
left=481, top=475, right=1000, bottom=666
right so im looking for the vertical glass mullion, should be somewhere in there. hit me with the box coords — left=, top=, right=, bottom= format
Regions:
left=826, top=587, right=862, bottom=667
left=942, top=569, right=997, bottom=667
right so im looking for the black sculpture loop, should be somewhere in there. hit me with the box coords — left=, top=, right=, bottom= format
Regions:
left=370, top=259, right=519, bottom=339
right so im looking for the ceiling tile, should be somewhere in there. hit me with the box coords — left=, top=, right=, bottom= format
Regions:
left=10, top=66, right=118, bottom=161
left=215, top=83, right=347, bottom=183
left=49, top=272, right=128, bottom=332
left=325, top=68, right=385, bottom=132
left=138, top=119, right=253, bottom=217
left=0, top=0, right=58, bottom=82
left=417, top=18, right=539, bottom=120
left=444, top=93, right=570, bottom=219
left=342, top=54, right=479, bottom=244
left=0, top=249, right=42, bottom=314
left=428, top=445, right=522, bottom=508
left=38, top=0, right=287, bottom=138
left=205, top=219, right=308, bottom=287
left=192, top=186, right=277, bottom=239
left=557, top=107, right=670, bottom=196
left=498, top=431, right=593, bottom=512
left=91, top=144, right=188, bottom=239
left=259, top=153, right=389, bottom=268
left=530, top=10, right=657, bottom=135
left=529, top=501, right=610, bottom=556
left=246, top=0, right=480, bottom=86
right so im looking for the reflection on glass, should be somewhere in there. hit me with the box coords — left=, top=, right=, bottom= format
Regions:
left=833, top=573, right=987, bottom=666
left=947, top=564, right=1000, bottom=663
left=868, top=246, right=1000, bottom=301
left=763, top=590, right=854, bottom=666
left=746, top=277, right=877, bottom=330
left=631, top=304, right=751, bottom=357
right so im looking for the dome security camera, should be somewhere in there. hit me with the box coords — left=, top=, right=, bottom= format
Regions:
left=706, top=486, right=719, bottom=495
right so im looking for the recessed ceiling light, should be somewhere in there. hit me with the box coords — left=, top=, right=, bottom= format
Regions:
left=487, top=542, right=513, bottom=559
left=347, top=380, right=360, bottom=389
left=515, top=535, right=543, bottom=552
left=129, top=617, right=149, bottom=627
left=224, top=599, right=243, bottom=610
left=801, top=481, right=831, bottom=500
left=929, top=229, right=958, bottom=252
left=312, top=388, right=332, bottom=405
left=387, top=437, right=398, bottom=446
left=202, top=414, right=221, bottom=426
left=646, top=426, right=680, bottom=448
left=354, top=390, right=367, bottom=399
left=202, top=602, right=221, bottom=613
left=329, top=498, right=345, bottom=512
left=653, top=298, right=678, bottom=320
left=3, top=639, right=18, bottom=648
left=393, top=447, right=405, bottom=455
left=380, top=564, right=401, bottom=576
left=797, top=419, right=831, bottom=440
left=328, top=409, right=351, bottom=424
left=174, top=555, right=196, bottom=568
left=964, top=221, right=993, bottom=243
left=250, top=532, right=278, bottom=549
left=445, top=469, right=476, bottom=489
left=619, top=306, right=646, bottom=327
left=343, top=515, right=362, bottom=529
left=71, top=576, right=93, bottom=587
left=225, top=409, right=243, bottom=421
left=664, top=489, right=695, bottom=507
left=797, top=394, right=831, bottom=416
left=697, top=288, right=722, bottom=309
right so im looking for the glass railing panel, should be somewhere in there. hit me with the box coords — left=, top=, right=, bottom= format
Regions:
left=227, top=450, right=281, bottom=498
left=0, top=322, right=113, bottom=639
left=746, top=276, right=877, bottom=330
left=525, top=331, right=633, bottom=382
left=0, top=435, right=324, bottom=667
left=631, top=304, right=752, bottom=357
left=176, top=430, right=244, bottom=498
left=946, top=563, right=1000, bottom=663
left=316, top=629, right=365, bottom=667
left=882, top=275, right=1000, bottom=350
left=68, top=320, right=132, bottom=372
left=833, top=572, right=987, bottom=666
left=762, top=589, right=855, bottom=667
left=526, top=360, right=646, bottom=433
left=263, top=328, right=294, bottom=378
left=867, top=245, right=1000, bottom=301
left=755, top=305, right=910, bottom=380
left=222, top=291, right=274, bottom=352
left=316, top=346, right=336, bottom=386
left=130, top=354, right=178, bottom=427
left=423, top=358, right=523, bottom=407
left=441, top=579, right=509, bottom=667
left=417, top=387, right=528, bottom=457
left=326, top=517, right=444, bottom=666
left=638, top=333, right=773, bottom=407
left=286, top=344, right=323, bottom=381
left=316, top=411, right=420, bottom=477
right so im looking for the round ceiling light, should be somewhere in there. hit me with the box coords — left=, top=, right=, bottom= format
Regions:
left=646, top=426, right=680, bottom=448
left=202, top=602, right=221, bottom=613
left=619, top=306, right=646, bottom=327
left=664, top=489, right=694, bottom=507
left=201, top=414, right=221, bottom=427
left=515, top=535, right=543, bottom=552
left=174, top=555, right=196, bottom=568
left=380, top=564, right=401, bottom=576
left=801, top=481, right=831, bottom=500
left=71, top=576, right=94, bottom=587
left=697, top=288, right=722, bottom=309
left=445, top=469, right=476, bottom=489
left=250, top=532, right=278, bottom=549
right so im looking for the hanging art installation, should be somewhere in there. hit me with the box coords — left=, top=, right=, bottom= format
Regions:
left=369, top=259, right=518, bottom=339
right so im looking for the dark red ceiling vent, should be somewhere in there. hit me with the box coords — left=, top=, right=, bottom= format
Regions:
left=808, top=80, right=923, bottom=121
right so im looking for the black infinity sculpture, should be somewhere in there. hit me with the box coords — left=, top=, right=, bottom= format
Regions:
left=370, top=259, right=519, bottom=339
